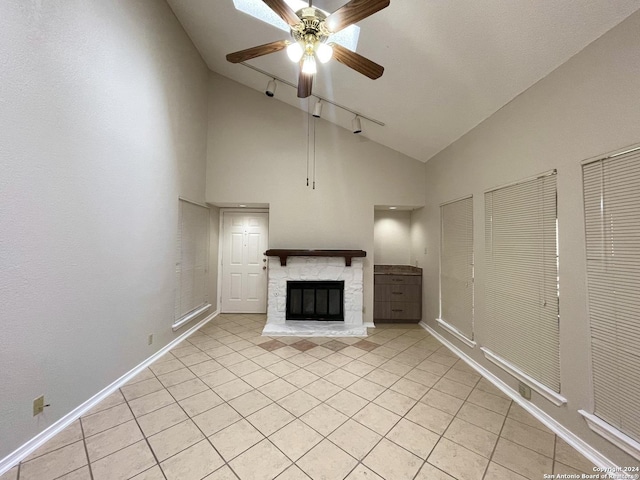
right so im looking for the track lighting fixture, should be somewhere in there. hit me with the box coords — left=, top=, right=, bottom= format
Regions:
left=313, top=100, right=322, bottom=118
left=352, top=115, right=362, bottom=134
left=265, top=78, right=277, bottom=97
left=239, top=63, right=385, bottom=129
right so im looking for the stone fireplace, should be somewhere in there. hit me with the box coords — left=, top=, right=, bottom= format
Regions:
left=262, top=250, right=367, bottom=336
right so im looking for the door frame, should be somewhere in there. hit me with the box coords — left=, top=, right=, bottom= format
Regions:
left=217, top=208, right=270, bottom=314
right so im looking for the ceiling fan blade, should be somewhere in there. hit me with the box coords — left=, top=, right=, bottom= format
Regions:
left=226, top=40, right=288, bottom=63
left=263, top=0, right=301, bottom=27
left=325, top=0, right=390, bottom=33
left=331, top=43, right=384, bottom=79
left=297, top=71, right=313, bottom=98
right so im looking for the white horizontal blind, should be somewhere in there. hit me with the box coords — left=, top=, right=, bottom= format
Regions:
left=440, top=196, right=474, bottom=340
left=175, top=199, right=210, bottom=322
left=485, top=173, right=560, bottom=392
left=583, top=149, right=640, bottom=443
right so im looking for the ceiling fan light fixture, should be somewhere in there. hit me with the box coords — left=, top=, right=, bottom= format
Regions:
left=313, top=99, right=322, bottom=118
left=265, top=78, right=277, bottom=97
left=352, top=115, right=362, bottom=134
left=315, top=42, right=333, bottom=64
left=301, top=54, right=317, bottom=74
left=286, top=42, right=304, bottom=62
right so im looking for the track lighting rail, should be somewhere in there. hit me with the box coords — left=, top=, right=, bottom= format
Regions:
left=239, top=61, right=385, bottom=127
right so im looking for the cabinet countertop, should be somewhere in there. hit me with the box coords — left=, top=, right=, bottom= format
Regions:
left=374, top=265, right=422, bottom=276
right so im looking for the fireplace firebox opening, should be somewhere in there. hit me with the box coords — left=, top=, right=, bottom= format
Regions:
left=286, top=281, right=345, bottom=321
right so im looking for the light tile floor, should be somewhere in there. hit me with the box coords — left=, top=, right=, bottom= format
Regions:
left=4, top=314, right=598, bottom=480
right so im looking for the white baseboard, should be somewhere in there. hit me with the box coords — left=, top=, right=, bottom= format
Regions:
left=419, top=321, right=625, bottom=475
left=0, top=310, right=219, bottom=476
left=363, top=322, right=375, bottom=329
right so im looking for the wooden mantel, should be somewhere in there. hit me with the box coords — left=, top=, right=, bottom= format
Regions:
left=265, top=249, right=366, bottom=267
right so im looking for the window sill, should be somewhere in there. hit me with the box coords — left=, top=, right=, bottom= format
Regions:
left=436, top=318, right=476, bottom=348
left=172, top=304, right=211, bottom=332
left=481, top=347, right=567, bottom=407
left=579, top=410, right=640, bottom=462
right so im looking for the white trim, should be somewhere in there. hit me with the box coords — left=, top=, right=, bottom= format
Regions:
left=419, top=322, right=623, bottom=474
left=481, top=347, right=567, bottom=407
left=436, top=318, right=476, bottom=348
left=363, top=322, right=375, bottom=329
left=0, top=310, right=219, bottom=476
left=439, top=194, right=473, bottom=208
left=484, top=168, right=557, bottom=194
left=178, top=196, right=210, bottom=209
left=172, top=303, right=211, bottom=331
left=581, top=142, right=640, bottom=166
left=579, top=410, right=640, bottom=462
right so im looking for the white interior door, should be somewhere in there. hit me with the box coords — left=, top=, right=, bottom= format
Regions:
left=221, top=212, right=269, bottom=313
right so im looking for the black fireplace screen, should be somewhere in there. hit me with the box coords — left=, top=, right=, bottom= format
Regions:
left=286, top=281, right=345, bottom=321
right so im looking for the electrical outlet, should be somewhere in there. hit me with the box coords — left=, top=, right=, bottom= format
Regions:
left=518, top=382, right=532, bottom=400
left=147, top=334, right=153, bottom=345
left=424, top=247, right=428, bottom=255
left=33, top=395, right=45, bottom=416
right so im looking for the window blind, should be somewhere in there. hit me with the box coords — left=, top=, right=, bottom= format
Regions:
left=484, top=172, right=560, bottom=392
left=440, top=196, right=474, bottom=341
left=583, top=148, right=640, bottom=443
left=175, top=199, right=210, bottom=323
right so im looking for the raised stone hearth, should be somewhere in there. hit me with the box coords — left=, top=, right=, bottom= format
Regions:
left=263, top=253, right=366, bottom=337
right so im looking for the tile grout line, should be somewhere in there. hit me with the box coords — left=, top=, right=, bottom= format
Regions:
left=195, top=326, right=441, bottom=478
left=234, top=320, right=469, bottom=478
left=119, top=380, right=169, bottom=480
left=552, top=431, right=558, bottom=473
left=284, top=344, right=464, bottom=479
left=482, top=396, right=512, bottom=479
left=148, top=330, right=280, bottom=480
left=145, top=343, right=238, bottom=480
left=22, top=317, right=571, bottom=480
left=78, top=418, right=95, bottom=480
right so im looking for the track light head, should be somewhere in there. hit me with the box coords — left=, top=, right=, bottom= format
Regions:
left=352, top=115, right=362, bottom=134
left=313, top=100, right=322, bottom=118
left=265, top=79, right=276, bottom=97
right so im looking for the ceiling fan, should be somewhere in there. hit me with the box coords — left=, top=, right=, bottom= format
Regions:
left=226, top=0, right=389, bottom=98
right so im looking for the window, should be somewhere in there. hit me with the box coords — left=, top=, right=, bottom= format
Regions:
left=174, top=198, right=210, bottom=329
left=583, top=147, right=640, bottom=445
left=483, top=171, right=560, bottom=394
left=439, top=196, right=474, bottom=345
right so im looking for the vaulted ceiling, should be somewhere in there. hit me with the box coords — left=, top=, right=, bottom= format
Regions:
left=166, top=0, right=640, bottom=162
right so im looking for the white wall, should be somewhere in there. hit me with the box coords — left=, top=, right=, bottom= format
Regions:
left=373, top=210, right=412, bottom=265
left=415, top=10, right=640, bottom=466
left=0, top=0, right=210, bottom=459
left=206, top=73, right=426, bottom=323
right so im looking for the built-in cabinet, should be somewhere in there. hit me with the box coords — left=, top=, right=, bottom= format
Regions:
left=373, top=265, right=422, bottom=323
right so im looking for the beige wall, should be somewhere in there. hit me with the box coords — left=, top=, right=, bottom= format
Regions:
left=374, top=210, right=412, bottom=265
left=415, top=10, right=640, bottom=466
left=0, top=0, right=210, bottom=459
left=206, top=73, right=426, bottom=323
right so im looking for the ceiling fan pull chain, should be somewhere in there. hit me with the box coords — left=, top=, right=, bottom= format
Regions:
left=307, top=98, right=311, bottom=187
left=312, top=111, right=317, bottom=190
